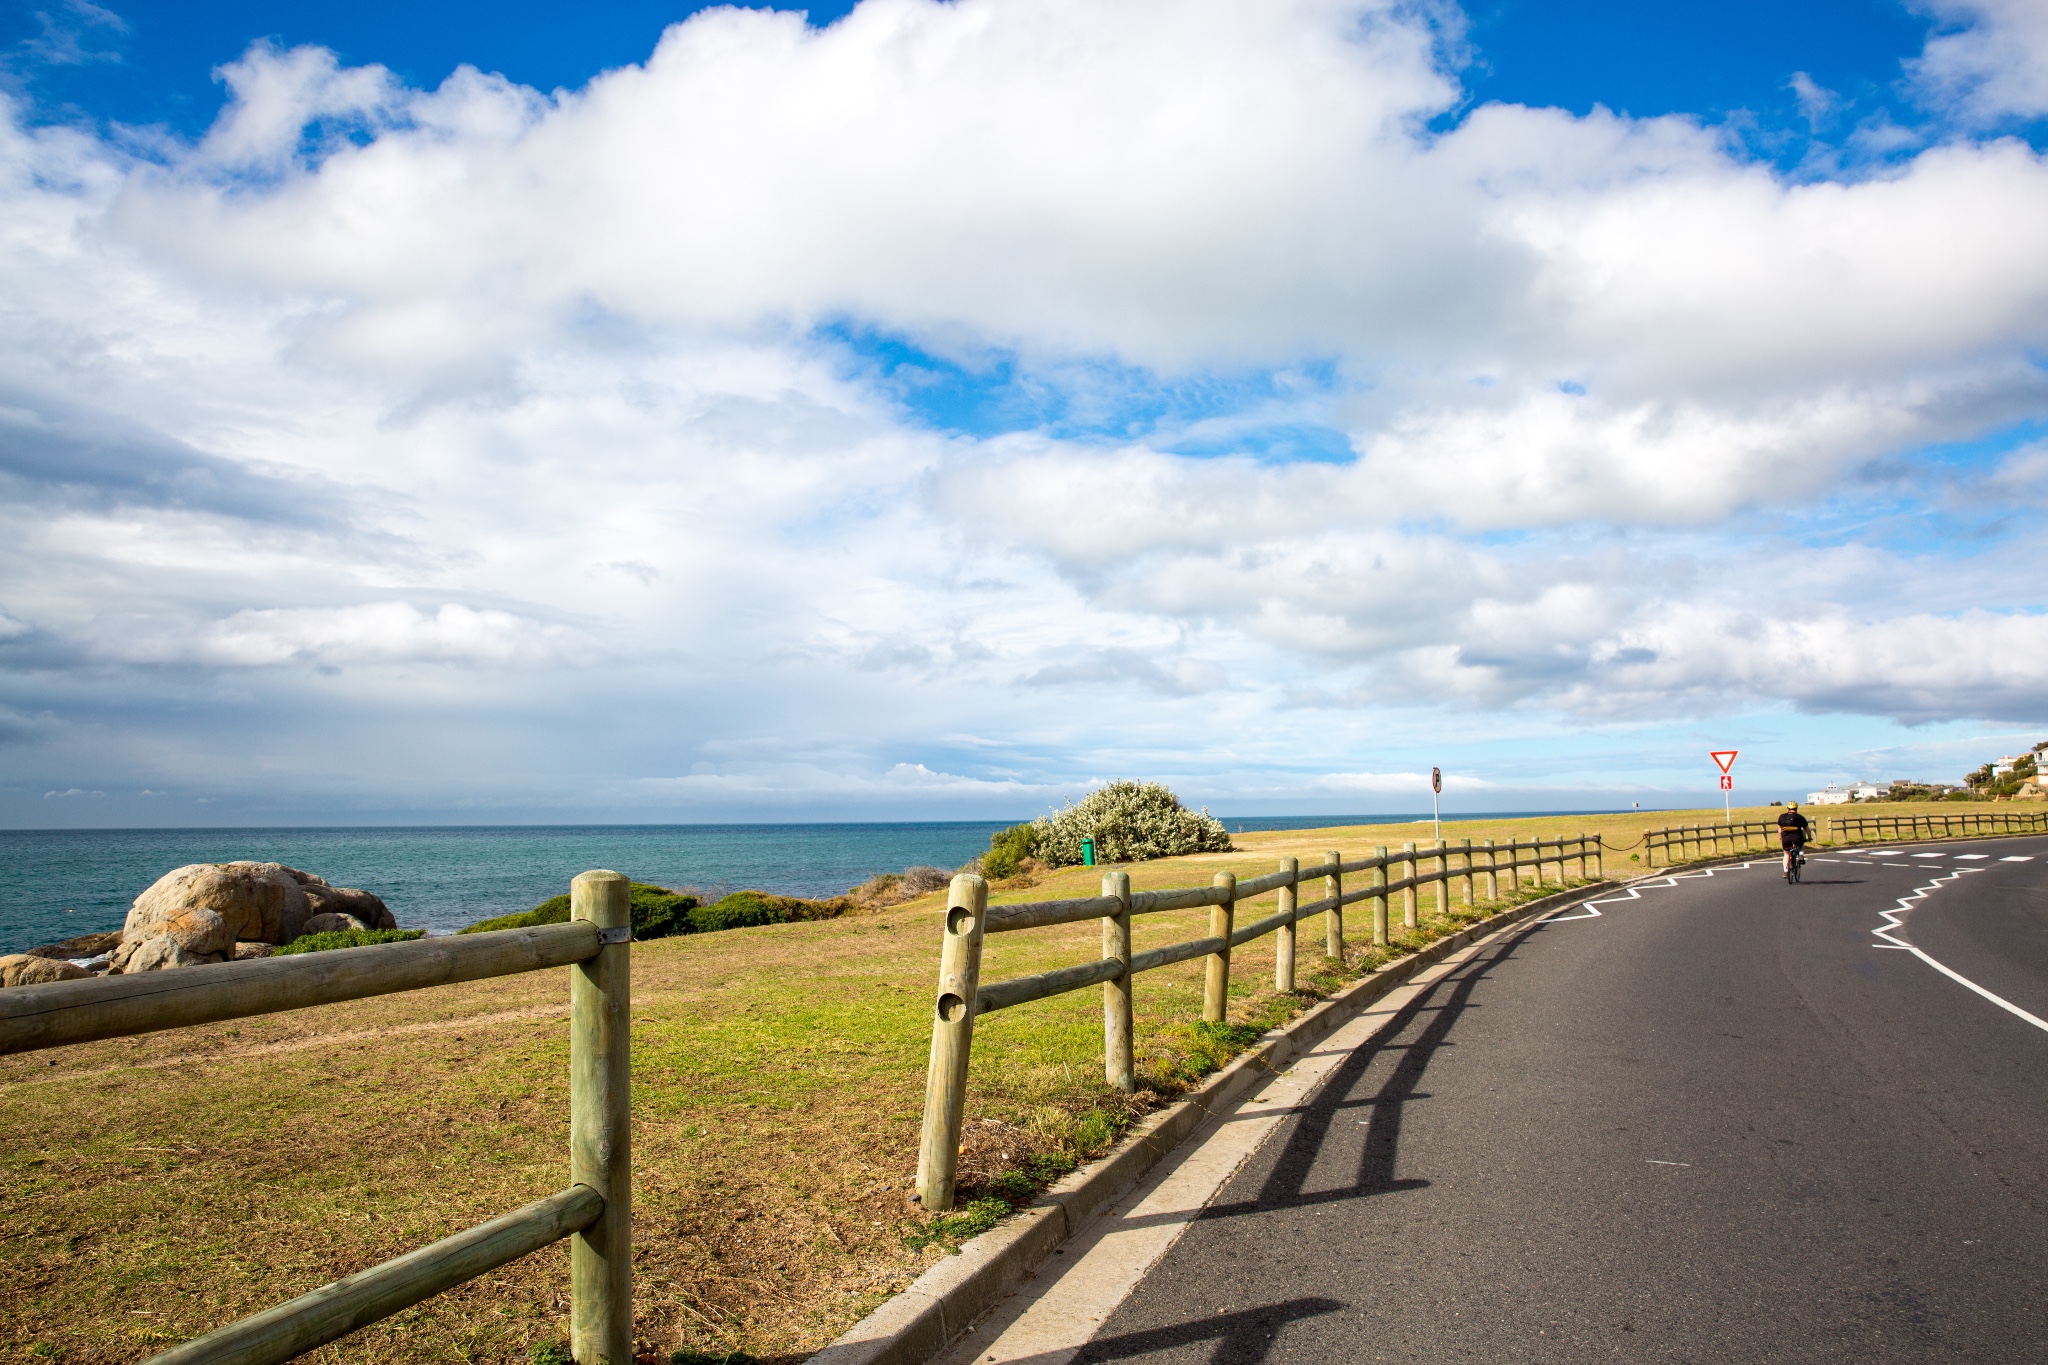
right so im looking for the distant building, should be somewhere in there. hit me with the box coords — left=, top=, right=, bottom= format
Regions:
left=1808, top=781, right=1890, bottom=805
left=1994, top=755, right=2020, bottom=775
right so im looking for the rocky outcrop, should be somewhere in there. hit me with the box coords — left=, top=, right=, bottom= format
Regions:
left=25, top=930, right=122, bottom=961
left=302, top=883, right=395, bottom=931
left=104, top=862, right=397, bottom=975
left=0, top=953, right=89, bottom=986
left=301, top=912, right=371, bottom=936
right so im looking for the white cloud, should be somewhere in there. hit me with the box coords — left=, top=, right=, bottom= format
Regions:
left=0, top=0, right=2045, bottom=818
left=1913, top=0, right=2048, bottom=121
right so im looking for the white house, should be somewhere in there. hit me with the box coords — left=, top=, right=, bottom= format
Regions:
left=1808, top=781, right=1889, bottom=805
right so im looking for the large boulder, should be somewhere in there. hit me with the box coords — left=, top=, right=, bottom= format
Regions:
left=110, top=862, right=396, bottom=973
left=0, top=953, right=90, bottom=987
left=122, top=862, right=312, bottom=950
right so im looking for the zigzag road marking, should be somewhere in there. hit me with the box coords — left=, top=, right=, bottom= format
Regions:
left=1869, top=865, right=2048, bottom=1036
left=1541, top=855, right=2048, bottom=1038
left=1543, top=859, right=1773, bottom=921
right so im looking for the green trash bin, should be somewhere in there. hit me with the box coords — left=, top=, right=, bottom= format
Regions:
left=1082, top=837, right=1096, bottom=867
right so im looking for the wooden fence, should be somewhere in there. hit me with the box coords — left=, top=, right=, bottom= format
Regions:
left=0, top=870, right=634, bottom=1365
left=1643, top=809, right=2048, bottom=865
left=1828, top=809, right=2048, bottom=844
left=916, top=833, right=1601, bottom=1210
left=1643, top=820, right=1780, bottom=866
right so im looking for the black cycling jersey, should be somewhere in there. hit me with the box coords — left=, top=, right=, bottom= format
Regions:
left=1778, top=809, right=1812, bottom=848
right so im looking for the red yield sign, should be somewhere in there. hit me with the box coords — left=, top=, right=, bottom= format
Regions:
left=1710, top=750, right=1738, bottom=775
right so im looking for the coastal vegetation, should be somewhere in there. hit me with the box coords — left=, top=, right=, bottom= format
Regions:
left=1027, top=779, right=1234, bottom=866
left=271, top=927, right=426, bottom=956
left=4, top=802, right=2020, bottom=1364
left=458, top=884, right=855, bottom=939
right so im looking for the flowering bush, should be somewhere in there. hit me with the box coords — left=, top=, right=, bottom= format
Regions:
left=1032, top=781, right=1233, bottom=865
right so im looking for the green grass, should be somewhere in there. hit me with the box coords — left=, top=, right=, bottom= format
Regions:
left=270, top=928, right=426, bottom=956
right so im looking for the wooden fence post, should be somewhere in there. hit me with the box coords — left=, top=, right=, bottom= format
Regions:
left=917, top=873, right=988, bottom=1212
left=1592, top=835, right=1604, bottom=879
left=1372, top=848, right=1390, bottom=946
left=1102, top=870, right=1134, bottom=1094
left=1431, top=838, right=1447, bottom=917
left=1325, top=851, right=1345, bottom=963
left=569, top=870, right=632, bottom=1365
left=1204, top=872, right=1236, bottom=1023
left=1274, top=858, right=1298, bottom=993
left=1503, top=838, right=1519, bottom=891
left=1482, top=839, right=1498, bottom=900
left=1402, top=841, right=1419, bottom=929
left=1459, top=838, right=1475, bottom=906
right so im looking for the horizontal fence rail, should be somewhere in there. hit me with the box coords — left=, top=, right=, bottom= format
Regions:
left=1828, top=810, right=2048, bottom=844
left=0, top=922, right=603, bottom=1056
left=1642, top=820, right=1781, bottom=867
left=3, top=871, right=635, bottom=1365
left=916, top=834, right=1603, bottom=1210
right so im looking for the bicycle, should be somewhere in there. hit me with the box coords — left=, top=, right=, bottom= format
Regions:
left=1783, top=845, right=1805, bottom=883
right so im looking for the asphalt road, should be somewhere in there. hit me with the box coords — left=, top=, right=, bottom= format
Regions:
left=1085, top=838, right=2048, bottom=1364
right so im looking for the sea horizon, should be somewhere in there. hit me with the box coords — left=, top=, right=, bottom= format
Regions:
left=0, top=810, right=1657, bottom=956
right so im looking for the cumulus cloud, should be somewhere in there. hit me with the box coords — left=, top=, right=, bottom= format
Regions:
left=1913, top=0, right=2048, bottom=121
left=0, top=0, right=2044, bottom=817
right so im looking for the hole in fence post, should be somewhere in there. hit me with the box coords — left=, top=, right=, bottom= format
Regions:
left=917, top=873, right=987, bottom=1212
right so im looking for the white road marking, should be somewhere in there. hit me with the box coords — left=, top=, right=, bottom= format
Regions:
left=1556, top=858, right=1775, bottom=923
left=1864, top=849, right=1904, bottom=855
left=1871, top=868, right=2048, bottom=1036
left=1912, top=852, right=1946, bottom=859
left=1646, top=1160, right=1691, bottom=1167
left=2003, top=856, right=2034, bottom=862
left=1954, top=854, right=1990, bottom=860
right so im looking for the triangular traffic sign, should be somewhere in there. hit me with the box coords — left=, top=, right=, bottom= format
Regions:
left=1710, top=750, right=1738, bottom=774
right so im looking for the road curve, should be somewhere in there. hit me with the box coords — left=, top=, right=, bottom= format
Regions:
left=1079, top=838, right=2048, bottom=1363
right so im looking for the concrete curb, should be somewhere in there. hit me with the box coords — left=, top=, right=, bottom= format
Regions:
left=808, top=878, right=1619, bottom=1365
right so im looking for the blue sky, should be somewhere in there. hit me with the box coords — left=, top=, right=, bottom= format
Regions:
left=2, top=0, right=2047, bottom=827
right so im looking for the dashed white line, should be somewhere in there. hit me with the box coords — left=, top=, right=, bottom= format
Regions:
left=2002, top=856, right=2034, bottom=863
left=1912, top=852, right=1946, bottom=859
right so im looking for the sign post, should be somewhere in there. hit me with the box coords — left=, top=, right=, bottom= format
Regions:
left=1431, top=767, right=1442, bottom=843
left=1710, top=750, right=1738, bottom=823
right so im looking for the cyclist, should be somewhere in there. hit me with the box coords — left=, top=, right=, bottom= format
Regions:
left=1778, top=802, right=1812, bottom=881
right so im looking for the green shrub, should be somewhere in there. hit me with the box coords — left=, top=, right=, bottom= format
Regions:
left=529, top=1344, right=571, bottom=1365
left=689, top=891, right=791, bottom=932
left=272, top=928, right=425, bottom=956
left=460, top=883, right=698, bottom=939
left=981, top=823, right=1039, bottom=879
left=1030, top=780, right=1232, bottom=866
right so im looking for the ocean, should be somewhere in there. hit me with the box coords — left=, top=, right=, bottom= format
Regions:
left=0, top=812, right=1584, bottom=956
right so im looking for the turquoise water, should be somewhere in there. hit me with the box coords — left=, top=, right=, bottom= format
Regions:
left=0, top=823, right=1014, bottom=955
left=0, top=811, right=1613, bottom=955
